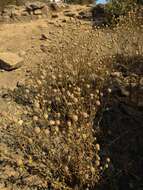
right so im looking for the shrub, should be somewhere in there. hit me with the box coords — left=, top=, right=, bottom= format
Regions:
left=3, top=28, right=112, bottom=190
left=106, top=0, right=143, bottom=17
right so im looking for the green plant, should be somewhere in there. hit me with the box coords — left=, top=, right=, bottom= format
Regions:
left=106, top=0, right=142, bottom=16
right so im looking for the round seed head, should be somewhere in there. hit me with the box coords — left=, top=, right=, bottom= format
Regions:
left=34, top=127, right=41, bottom=134
left=95, top=160, right=100, bottom=166
left=71, top=114, right=78, bottom=122
left=49, top=120, right=56, bottom=126
left=95, top=144, right=100, bottom=151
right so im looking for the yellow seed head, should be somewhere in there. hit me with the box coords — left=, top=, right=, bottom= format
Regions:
left=95, top=144, right=100, bottom=151
left=18, top=120, right=23, bottom=126
left=91, top=166, right=95, bottom=174
left=82, top=112, right=89, bottom=118
left=105, top=164, right=109, bottom=169
left=95, top=160, right=100, bottom=166
left=55, top=120, right=61, bottom=126
left=106, top=157, right=111, bottom=163
left=44, top=113, right=48, bottom=120
left=44, top=129, right=50, bottom=135
left=34, top=127, right=41, bottom=134
left=67, top=121, right=72, bottom=127
left=96, top=100, right=101, bottom=106
left=71, top=115, right=78, bottom=122
left=33, top=116, right=38, bottom=121
left=49, top=120, right=55, bottom=126
left=28, top=138, right=33, bottom=144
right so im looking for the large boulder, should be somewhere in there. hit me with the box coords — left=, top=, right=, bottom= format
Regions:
left=25, top=1, right=46, bottom=12
left=0, top=52, right=23, bottom=71
left=91, top=4, right=112, bottom=26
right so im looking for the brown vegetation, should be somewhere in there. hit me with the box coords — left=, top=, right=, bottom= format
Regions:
left=0, top=2, right=143, bottom=190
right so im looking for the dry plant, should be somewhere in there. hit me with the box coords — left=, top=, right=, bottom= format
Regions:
left=0, top=8, right=142, bottom=190
left=1, top=27, right=111, bottom=190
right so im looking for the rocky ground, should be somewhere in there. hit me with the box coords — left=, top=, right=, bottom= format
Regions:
left=0, top=3, right=143, bottom=190
left=0, top=5, right=106, bottom=120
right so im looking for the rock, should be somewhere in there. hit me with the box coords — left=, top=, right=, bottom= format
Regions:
left=79, top=11, right=85, bottom=16
left=111, top=72, right=121, bottom=78
left=62, top=18, right=67, bottom=22
left=64, top=12, right=76, bottom=17
left=21, top=10, right=29, bottom=16
left=41, top=5, right=49, bottom=15
left=2, top=9, right=11, bottom=16
left=11, top=9, right=21, bottom=17
left=2, top=15, right=10, bottom=21
left=34, top=9, right=42, bottom=15
left=49, top=2, right=61, bottom=12
left=40, top=33, right=48, bottom=40
left=91, top=4, right=112, bottom=26
left=17, top=80, right=25, bottom=87
left=51, top=13, right=58, bottom=18
left=48, top=21, right=55, bottom=25
left=25, top=2, right=46, bottom=11
left=120, top=87, right=130, bottom=97
left=37, top=15, right=42, bottom=19
left=0, top=52, right=23, bottom=71
left=40, top=45, right=49, bottom=53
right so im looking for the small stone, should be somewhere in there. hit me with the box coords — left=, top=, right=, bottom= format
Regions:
left=111, top=72, right=121, bottom=78
left=40, top=33, right=48, bottom=40
left=64, top=12, right=76, bottom=17
left=51, top=13, right=58, bottom=18
left=37, top=15, right=42, bottom=19
left=21, top=11, right=29, bottom=16
left=62, top=19, right=67, bottom=22
left=0, top=52, right=23, bottom=71
left=34, top=10, right=42, bottom=15
left=120, top=88, right=130, bottom=97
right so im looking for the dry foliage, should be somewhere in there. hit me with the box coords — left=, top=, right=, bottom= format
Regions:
left=0, top=8, right=143, bottom=190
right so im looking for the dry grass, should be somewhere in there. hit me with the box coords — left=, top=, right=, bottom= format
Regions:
left=10, top=29, right=110, bottom=190
left=0, top=8, right=143, bottom=190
